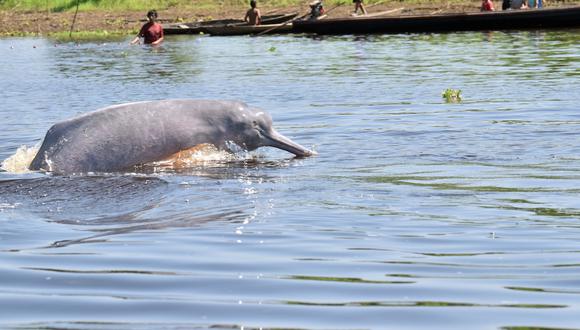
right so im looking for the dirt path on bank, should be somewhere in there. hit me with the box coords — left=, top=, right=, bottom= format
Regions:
left=1, top=1, right=578, bottom=36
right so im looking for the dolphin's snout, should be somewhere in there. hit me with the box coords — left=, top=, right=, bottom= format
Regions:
left=264, top=130, right=316, bottom=158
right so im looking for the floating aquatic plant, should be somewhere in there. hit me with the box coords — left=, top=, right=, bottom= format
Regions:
left=268, top=46, right=277, bottom=52
left=442, top=88, right=462, bottom=103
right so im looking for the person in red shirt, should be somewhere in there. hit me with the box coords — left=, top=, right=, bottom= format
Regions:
left=131, top=10, right=164, bottom=46
left=481, top=0, right=495, bottom=11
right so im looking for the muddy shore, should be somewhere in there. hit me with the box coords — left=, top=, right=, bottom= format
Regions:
left=1, top=1, right=578, bottom=36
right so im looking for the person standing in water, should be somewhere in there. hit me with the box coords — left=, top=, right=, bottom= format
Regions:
left=131, top=10, right=164, bottom=46
left=244, top=0, right=262, bottom=25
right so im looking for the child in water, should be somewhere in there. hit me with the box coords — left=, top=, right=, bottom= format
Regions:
left=131, top=10, right=164, bottom=45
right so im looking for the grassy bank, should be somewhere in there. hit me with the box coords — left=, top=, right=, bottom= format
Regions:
left=4, top=0, right=295, bottom=12
left=0, top=0, right=464, bottom=37
left=1, top=0, right=579, bottom=37
left=0, top=0, right=479, bottom=12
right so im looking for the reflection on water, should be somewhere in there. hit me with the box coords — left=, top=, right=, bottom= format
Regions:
left=1, top=30, right=580, bottom=329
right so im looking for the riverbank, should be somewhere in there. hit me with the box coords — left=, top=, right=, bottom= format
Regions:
left=1, top=0, right=579, bottom=36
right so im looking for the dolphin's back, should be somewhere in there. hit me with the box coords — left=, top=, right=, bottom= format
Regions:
left=29, top=100, right=249, bottom=173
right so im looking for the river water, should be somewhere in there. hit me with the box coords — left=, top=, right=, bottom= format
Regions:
left=1, top=30, right=580, bottom=329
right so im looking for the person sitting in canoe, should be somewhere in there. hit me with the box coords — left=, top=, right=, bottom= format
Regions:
left=131, top=10, right=164, bottom=46
left=309, top=0, right=325, bottom=19
left=481, top=0, right=495, bottom=11
left=502, top=0, right=510, bottom=10
left=510, top=0, right=528, bottom=9
left=244, top=0, right=262, bottom=25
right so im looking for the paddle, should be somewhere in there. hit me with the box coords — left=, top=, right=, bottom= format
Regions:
left=367, top=0, right=388, bottom=9
left=320, top=3, right=345, bottom=16
left=252, top=11, right=310, bottom=37
left=359, top=7, right=405, bottom=18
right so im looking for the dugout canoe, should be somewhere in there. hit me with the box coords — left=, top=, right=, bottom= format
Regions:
left=164, top=12, right=297, bottom=35
left=292, top=6, right=580, bottom=35
left=203, top=23, right=294, bottom=36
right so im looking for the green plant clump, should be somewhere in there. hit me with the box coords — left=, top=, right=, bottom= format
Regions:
left=442, top=88, right=462, bottom=103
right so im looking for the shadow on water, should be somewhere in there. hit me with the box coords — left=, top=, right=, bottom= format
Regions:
left=46, top=207, right=246, bottom=250
left=0, top=175, right=170, bottom=250
left=0, top=157, right=295, bottom=251
left=0, top=175, right=169, bottom=222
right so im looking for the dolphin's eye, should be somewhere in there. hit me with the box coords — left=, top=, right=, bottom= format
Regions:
left=252, top=120, right=258, bottom=127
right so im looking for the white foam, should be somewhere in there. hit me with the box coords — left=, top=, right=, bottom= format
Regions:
left=1, top=143, right=256, bottom=174
left=1, top=145, right=39, bottom=174
left=0, top=202, right=21, bottom=211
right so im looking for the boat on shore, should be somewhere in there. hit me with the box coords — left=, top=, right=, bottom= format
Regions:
left=203, top=23, right=293, bottom=36
left=164, top=12, right=297, bottom=35
left=292, top=6, right=580, bottom=35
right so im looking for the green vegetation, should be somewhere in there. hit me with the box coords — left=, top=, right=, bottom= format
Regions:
left=442, top=88, right=462, bottom=103
left=494, top=205, right=580, bottom=217
left=2, top=0, right=278, bottom=12
left=0, top=0, right=239, bottom=12
left=289, top=275, right=413, bottom=284
left=283, top=300, right=566, bottom=308
left=362, top=175, right=543, bottom=193
left=0, top=0, right=473, bottom=13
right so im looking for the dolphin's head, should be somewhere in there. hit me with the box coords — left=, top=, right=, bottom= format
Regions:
left=228, top=104, right=316, bottom=157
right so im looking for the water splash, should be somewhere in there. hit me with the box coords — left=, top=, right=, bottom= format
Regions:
left=149, top=143, right=241, bottom=170
left=1, top=145, right=38, bottom=173
left=1, top=143, right=262, bottom=175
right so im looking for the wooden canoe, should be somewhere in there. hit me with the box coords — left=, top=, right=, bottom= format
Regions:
left=203, top=23, right=294, bottom=36
left=292, top=6, right=580, bottom=35
left=164, top=12, right=297, bottom=35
